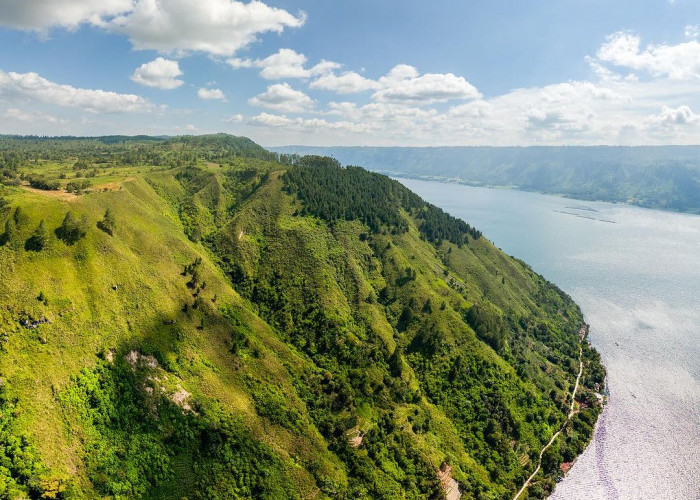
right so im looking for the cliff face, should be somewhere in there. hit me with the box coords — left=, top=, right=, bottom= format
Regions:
left=0, top=139, right=604, bottom=499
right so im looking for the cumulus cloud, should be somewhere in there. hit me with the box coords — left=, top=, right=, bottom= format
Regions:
left=224, top=113, right=243, bottom=123
left=0, top=0, right=306, bottom=56
left=310, top=71, right=380, bottom=94
left=0, top=70, right=154, bottom=113
left=0, top=0, right=132, bottom=31
left=248, top=83, right=314, bottom=112
left=131, top=58, right=184, bottom=89
left=308, top=63, right=481, bottom=103
left=596, top=32, right=700, bottom=80
left=249, top=112, right=293, bottom=127
left=109, top=0, right=305, bottom=56
left=686, top=25, right=699, bottom=39
left=373, top=66, right=482, bottom=103
left=229, top=48, right=340, bottom=79
left=197, top=87, right=226, bottom=100
left=644, top=105, right=698, bottom=128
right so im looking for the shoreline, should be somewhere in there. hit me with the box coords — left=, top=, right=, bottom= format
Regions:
left=388, top=173, right=700, bottom=217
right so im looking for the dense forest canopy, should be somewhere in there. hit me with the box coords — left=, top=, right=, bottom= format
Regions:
left=283, top=155, right=481, bottom=244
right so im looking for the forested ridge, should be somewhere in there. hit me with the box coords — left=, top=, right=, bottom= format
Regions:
left=272, top=145, right=700, bottom=214
left=0, top=135, right=604, bottom=499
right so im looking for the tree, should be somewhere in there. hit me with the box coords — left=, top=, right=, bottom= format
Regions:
left=0, top=217, right=15, bottom=246
left=13, top=206, right=26, bottom=227
left=56, top=212, right=87, bottom=245
left=25, top=220, right=47, bottom=251
left=97, top=208, right=116, bottom=236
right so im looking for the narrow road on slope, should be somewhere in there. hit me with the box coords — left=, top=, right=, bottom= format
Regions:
left=512, top=345, right=584, bottom=500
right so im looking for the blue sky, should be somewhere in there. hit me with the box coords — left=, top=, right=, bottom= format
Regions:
left=0, top=0, right=698, bottom=145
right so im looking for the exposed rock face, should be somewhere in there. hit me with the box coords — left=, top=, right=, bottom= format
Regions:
left=438, top=463, right=461, bottom=500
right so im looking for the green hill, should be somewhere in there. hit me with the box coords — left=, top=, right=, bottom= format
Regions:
left=0, top=136, right=604, bottom=499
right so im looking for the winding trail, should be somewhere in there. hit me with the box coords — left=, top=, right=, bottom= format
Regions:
left=513, top=345, right=584, bottom=500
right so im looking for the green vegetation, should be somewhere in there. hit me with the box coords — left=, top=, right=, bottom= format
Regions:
left=272, top=145, right=700, bottom=214
left=283, top=156, right=481, bottom=244
left=0, top=135, right=605, bottom=499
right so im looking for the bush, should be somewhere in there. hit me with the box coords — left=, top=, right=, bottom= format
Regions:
left=27, top=175, right=60, bottom=191
left=66, top=180, right=91, bottom=194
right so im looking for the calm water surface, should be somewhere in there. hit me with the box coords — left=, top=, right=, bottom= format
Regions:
left=399, top=178, right=700, bottom=500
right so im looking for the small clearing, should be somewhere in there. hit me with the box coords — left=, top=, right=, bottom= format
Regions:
left=94, top=177, right=136, bottom=192
left=20, top=185, right=78, bottom=202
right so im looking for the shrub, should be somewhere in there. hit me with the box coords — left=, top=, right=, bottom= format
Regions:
left=27, top=175, right=60, bottom=191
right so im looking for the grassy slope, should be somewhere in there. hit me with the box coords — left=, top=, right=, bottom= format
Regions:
left=0, top=156, right=604, bottom=499
left=0, top=173, right=344, bottom=498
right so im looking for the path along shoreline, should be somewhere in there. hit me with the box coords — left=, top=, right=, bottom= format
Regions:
left=512, top=343, right=584, bottom=500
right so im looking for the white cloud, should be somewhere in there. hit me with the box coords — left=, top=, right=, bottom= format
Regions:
left=0, top=0, right=305, bottom=56
left=0, top=0, right=132, bottom=31
left=596, top=32, right=700, bottom=80
left=310, top=71, right=380, bottom=94
left=224, top=113, right=243, bottom=123
left=257, top=48, right=308, bottom=79
left=248, top=83, right=314, bottom=112
left=249, top=112, right=293, bottom=127
left=228, top=48, right=340, bottom=79
left=307, top=63, right=481, bottom=102
left=131, top=57, right=184, bottom=89
left=373, top=66, right=482, bottom=103
left=686, top=25, right=699, bottom=39
left=382, top=64, right=420, bottom=81
left=109, top=0, right=305, bottom=56
left=0, top=70, right=154, bottom=113
left=309, top=60, right=343, bottom=76
left=197, top=87, right=226, bottom=100
left=249, top=112, right=371, bottom=133
left=3, top=108, right=63, bottom=124
left=644, top=105, right=698, bottom=128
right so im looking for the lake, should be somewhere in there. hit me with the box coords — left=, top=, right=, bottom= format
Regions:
left=398, top=178, right=700, bottom=500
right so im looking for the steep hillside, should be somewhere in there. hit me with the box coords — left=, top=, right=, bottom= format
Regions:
left=0, top=138, right=604, bottom=500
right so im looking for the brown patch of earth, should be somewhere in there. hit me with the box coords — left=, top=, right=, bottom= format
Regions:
left=20, top=185, right=78, bottom=202
left=438, top=463, right=461, bottom=500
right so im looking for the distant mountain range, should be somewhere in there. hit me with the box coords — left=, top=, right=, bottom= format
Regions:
left=270, top=146, right=700, bottom=214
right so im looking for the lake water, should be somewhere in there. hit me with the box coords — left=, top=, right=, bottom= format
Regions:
left=398, top=178, right=700, bottom=500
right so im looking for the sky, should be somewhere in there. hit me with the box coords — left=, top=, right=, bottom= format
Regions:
left=0, top=0, right=698, bottom=146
